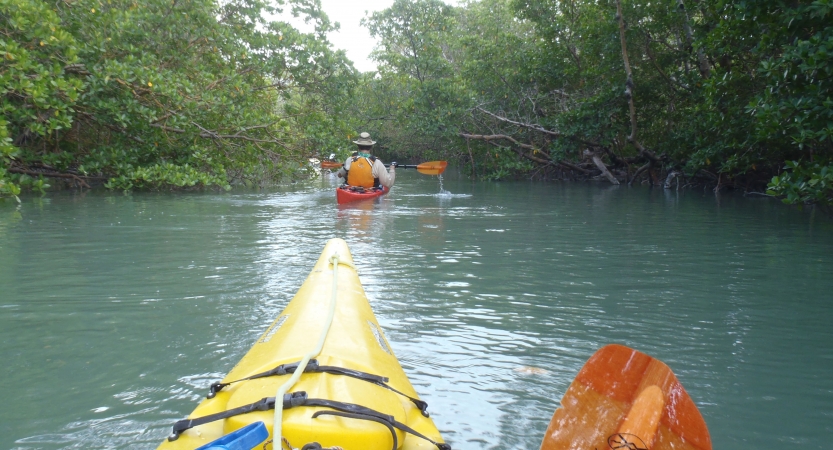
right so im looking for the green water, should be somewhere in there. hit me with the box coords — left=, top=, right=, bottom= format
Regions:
left=1, top=170, right=832, bottom=449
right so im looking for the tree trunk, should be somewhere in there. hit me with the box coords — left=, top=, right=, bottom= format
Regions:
left=677, top=0, right=710, bottom=79
left=585, top=149, right=620, bottom=185
left=629, top=162, right=651, bottom=186
left=466, top=137, right=475, bottom=178
left=664, top=170, right=681, bottom=189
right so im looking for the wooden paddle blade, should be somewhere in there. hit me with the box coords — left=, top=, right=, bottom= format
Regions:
left=540, top=344, right=711, bottom=450
left=320, top=161, right=342, bottom=169
left=415, top=160, right=448, bottom=175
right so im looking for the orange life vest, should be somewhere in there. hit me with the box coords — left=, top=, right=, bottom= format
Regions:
left=346, top=156, right=378, bottom=188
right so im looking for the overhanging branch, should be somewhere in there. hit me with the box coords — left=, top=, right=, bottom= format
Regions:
left=458, top=132, right=591, bottom=174
left=473, top=107, right=603, bottom=147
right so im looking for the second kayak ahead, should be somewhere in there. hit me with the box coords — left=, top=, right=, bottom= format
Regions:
left=159, top=238, right=448, bottom=450
left=336, top=185, right=390, bottom=204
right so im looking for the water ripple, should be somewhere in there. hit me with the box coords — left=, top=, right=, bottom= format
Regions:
left=2, top=177, right=833, bottom=449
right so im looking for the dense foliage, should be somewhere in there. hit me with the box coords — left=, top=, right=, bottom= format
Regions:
left=4, top=0, right=832, bottom=206
left=1, top=0, right=356, bottom=199
left=354, top=0, right=833, bottom=204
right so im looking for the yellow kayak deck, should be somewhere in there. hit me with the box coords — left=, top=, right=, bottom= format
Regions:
left=158, top=238, right=446, bottom=450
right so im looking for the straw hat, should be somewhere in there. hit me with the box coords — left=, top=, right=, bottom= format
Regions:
left=352, top=132, right=376, bottom=146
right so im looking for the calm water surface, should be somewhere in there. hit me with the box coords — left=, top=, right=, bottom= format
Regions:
left=1, top=170, right=832, bottom=449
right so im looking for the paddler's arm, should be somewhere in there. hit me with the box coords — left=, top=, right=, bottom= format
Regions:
left=373, top=159, right=395, bottom=188
left=336, top=159, right=350, bottom=179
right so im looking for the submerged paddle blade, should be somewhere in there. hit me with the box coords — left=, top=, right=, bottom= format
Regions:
left=320, top=161, right=342, bottom=169
left=540, top=344, right=711, bottom=450
left=415, top=160, right=448, bottom=175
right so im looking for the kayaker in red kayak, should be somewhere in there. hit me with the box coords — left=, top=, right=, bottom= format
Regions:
left=336, top=132, right=396, bottom=190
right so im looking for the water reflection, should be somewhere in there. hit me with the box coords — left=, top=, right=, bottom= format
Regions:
left=336, top=197, right=388, bottom=237
left=1, top=174, right=832, bottom=450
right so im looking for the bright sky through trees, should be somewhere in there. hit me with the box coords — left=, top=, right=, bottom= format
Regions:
left=319, top=0, right=394, bottom=72
left=294, top=1, right=461, bottom=72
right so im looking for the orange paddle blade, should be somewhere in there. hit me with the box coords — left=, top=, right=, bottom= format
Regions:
left=414, top=160, right=448, bottom=175
left=320, top=161, right=342, bottom=169
left=540, top=344, right=711, bottom=450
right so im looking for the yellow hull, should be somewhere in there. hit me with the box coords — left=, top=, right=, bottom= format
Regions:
left=158, top=238, right=445, bottom=450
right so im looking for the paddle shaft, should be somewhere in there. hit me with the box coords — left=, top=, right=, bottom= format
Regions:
left=391, top=161, right=447, bottom=175
left=323, top=163, right=431, bottom=169
left=387, top=164, right=420, bottom=169
left=321, top=160, right=447, bottom=175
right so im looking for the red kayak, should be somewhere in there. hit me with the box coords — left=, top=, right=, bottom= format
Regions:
left=336, top=185, right=389, bottom=204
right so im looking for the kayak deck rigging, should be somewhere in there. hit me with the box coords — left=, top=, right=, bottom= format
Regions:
left=206, top=358, right=430, bottom=415
left=158, top=239, right=446, bottom=450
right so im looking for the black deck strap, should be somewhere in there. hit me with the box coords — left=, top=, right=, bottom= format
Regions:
left=312, top=362, right=388, bottom=384
left=207, top=360, right=308, bottom=398
left=206, top=360, right=430, bottom=418
left=387, top=416, right=452, bottom=450
left=286, top=394, right=393, bottom=420
left=167, top=396, right=276, bottom=441
left=167, top=392, right=449, bottom=450
left=310, top=364, right=430, bottom=416
left=312, top=411, right=398, bottom=450
left=296, top=396, right=450, bottom=450
left=167, top=392, right=305, bottom=441
left=207, top=359, right=386, bottom=398
left=367, top=379, right=430, bottom=417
